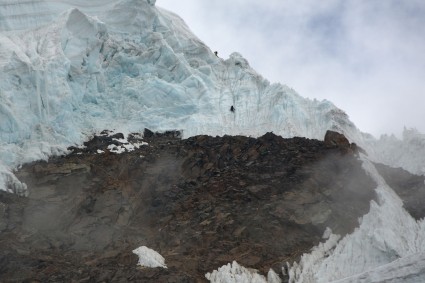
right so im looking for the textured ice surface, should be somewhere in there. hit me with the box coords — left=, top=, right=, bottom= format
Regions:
left=287, top=156, right=425, bottom=282
left=371, top=128, right=425, bottom=175
left=132, top=246, right=167, bottom=269
left=331, top=251, right=425, bottom=283
left=0, top=0, right=373, bottom=193
left=205, top=261, right=281, bottom=283
left=0, top=0, right=423, bottom=195
left=0, top=0, right=119, bottom=32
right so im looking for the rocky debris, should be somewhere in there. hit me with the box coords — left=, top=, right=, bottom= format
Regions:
left=0, top=129, right=421, bottom=282
left=143, top=128, right=182, bottom=140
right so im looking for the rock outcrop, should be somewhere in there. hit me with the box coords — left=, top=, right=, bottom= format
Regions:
left=324, top=130, right=350, bottom=148
left=324, top=130, right=364, bottom=155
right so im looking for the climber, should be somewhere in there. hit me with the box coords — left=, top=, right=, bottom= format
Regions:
left=230, top=105, right=235, bottom=112
left=214, top=51, right=218, bottom=57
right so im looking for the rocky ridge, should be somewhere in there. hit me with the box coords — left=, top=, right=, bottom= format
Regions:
left=0, top=130, right=423, bottom=282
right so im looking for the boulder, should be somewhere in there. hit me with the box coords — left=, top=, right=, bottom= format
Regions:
left=324, top=130, right=350, bottom=148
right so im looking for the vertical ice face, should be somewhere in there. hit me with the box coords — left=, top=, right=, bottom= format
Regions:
left=0, top=0, right=423, bottom=194
left=0, top=0, right=121, bottom=32
left=100, top=0, right=157, bottom=34
left=61, top=9, right=107, bottom=72
left=0, top=0, right=54, bottom=32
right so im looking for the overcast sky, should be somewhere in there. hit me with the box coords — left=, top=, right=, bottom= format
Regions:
left=158, top=0, right=425, bottom=138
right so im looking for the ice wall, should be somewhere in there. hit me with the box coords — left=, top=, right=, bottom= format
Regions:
left=0, top=0, right=367, bottom=193
left=0, top=0, right=423, bottom=194
left=0, top=0, right=119, bottom=32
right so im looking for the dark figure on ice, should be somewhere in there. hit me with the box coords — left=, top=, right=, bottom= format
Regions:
left=214, top=51, right=218, bottom=57
left=230, top=105, right=235, bottom=112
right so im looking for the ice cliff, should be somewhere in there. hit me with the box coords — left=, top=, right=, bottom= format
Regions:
left=0, top=2, right=424, bottom=281
left=0, top=0, right=372, bottom=194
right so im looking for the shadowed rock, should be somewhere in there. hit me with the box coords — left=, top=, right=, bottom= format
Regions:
left=324, top=130, right=364, bottom=155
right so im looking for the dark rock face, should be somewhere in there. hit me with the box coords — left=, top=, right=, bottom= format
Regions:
left=0, top=130, right=403, bottom=282
left=375, top=163, right=425, bottom=220
left=324, top=130, right=350, bottom=147
left=324, top=130, right=361, bottom=155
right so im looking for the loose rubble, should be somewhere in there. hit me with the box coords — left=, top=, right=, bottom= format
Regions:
left=0, top=129, right=423, bottom=282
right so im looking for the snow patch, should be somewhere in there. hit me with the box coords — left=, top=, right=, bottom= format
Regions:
left=132, top=246, right=167, bottom=269
left=107, top=144, right=125, bottom=154
left=105, top=135, right=148, bottom=154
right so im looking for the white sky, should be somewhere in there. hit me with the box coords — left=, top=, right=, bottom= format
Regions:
left=157, top=0, right=425, bottom=138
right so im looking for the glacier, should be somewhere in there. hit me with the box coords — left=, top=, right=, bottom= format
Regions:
left=0, top=0, right=424, bottom=282
left=0, top=0, right=424, bottom=194
left=0, top=0, right=372, bottom=193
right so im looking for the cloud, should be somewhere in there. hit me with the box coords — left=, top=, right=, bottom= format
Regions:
left=158, top=0, right=425, bottom=137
